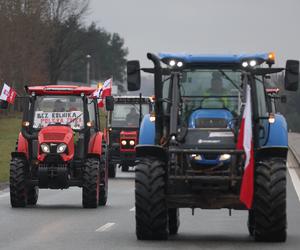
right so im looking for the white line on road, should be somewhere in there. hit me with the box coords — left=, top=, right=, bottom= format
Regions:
left=129, top=206, right=135, bottom=212
left=95, top=223, right=116, bottom=232
left=288, top=165, right=300, bottom=202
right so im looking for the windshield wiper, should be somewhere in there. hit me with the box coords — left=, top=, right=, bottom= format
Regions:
left=219, top=70, right=241, bottom=92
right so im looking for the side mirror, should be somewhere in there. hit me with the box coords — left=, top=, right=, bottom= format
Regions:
left=127, top=60, right=141, bottom=91
left=0, top=100, right=8, bottom=109
left=105, top=96, right=114, bottom=111
left=285, top=60, right=299, bottom=91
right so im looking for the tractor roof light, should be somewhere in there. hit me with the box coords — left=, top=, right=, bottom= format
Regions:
left=249, top=60, right=257, bottom=67
left=169, top=60, right=176, bottom=67
left=242, top=61, right=248, bottom=68
left=268, top=52, right=275, bottom=62
left=177, top=61, right=183, bottom=67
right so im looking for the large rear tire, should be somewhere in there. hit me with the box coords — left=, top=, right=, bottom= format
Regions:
left=27, top=186, right=39, bottom=205
left=135, top=157, right=168, bottom=240
left=168, top=208, right=180, bottom=235
left=10, top=158, right=27, bottom=208
left=82, top=158, right=100, bottom=208
left=253, top=157, right=287, bottom=242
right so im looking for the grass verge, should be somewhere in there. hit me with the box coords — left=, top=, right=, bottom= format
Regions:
left=0, top=117, right=21, bottom=182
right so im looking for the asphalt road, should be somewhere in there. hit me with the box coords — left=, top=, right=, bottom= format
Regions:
left=0, top=160, right=300, bottom=250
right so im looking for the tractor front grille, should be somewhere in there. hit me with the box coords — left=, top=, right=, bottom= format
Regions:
left=43, top=133, right=65, bottom=141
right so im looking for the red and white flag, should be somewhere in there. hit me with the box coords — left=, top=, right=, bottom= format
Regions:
left=236, top=84, right=254, bottom=209
left=98, top=78, right=112, bottom=108
left=0, top=83, right=17, bottom=104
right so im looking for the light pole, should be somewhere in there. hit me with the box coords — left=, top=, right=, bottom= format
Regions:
left=86, top=54, right=91, bottom=86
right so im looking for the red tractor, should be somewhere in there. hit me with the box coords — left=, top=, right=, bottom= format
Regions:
left=105, top=96, right=153, bottom=177
left=1, top=85, right=108, bottom=208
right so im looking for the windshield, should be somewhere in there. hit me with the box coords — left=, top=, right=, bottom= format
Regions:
left=33, top=96, right=84, bottom=130
left=180, top=69, right=242, bottom=119
left=111, top=103, right=149, bottom=127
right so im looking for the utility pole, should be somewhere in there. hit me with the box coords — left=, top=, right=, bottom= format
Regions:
left=86, top=54, right=91, bottom=86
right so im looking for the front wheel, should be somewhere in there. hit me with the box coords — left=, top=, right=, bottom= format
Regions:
left=10, top=158, right=28, bottom=208
left=27, top=186, right=39, bottom=205
left=82, top=158, right=100, bottom=208
left=135, top=157, right=168, bottom=240
left=253, top=157, right=287, bottom=242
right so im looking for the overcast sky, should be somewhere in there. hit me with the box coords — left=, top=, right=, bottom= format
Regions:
left=86, top=0, right=300, bottom=67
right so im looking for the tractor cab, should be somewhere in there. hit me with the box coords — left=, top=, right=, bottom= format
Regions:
left=106, top=96, right=153, bottom=177
left=2, top=85, right=108, bottom=208
left=127, top=52, right=299, bottom=242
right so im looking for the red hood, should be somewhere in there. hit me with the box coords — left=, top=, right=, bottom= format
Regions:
left=38, top=126, right=73, bottom=144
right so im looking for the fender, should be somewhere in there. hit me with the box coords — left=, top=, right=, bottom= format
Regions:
left=257, top=114, right=288, bottom=159
left=136, top=145, right=168, bottom=162
left=17, top=132, right=29, bottom=160
left=88, top=132, right=104, bottom=157
left=265, top=114, right=288, bottom=147
left=139, top=114, right=155, bottom=145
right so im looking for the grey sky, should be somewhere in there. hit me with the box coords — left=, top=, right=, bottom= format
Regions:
left=86, top=0, right=300, bottom=67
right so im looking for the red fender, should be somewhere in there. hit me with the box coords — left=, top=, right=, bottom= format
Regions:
left=88, top=132, right=104, bottom=157
left=17, top=132, right=29, bottom=159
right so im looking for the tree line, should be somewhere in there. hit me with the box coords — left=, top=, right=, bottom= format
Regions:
left=0, top=0, right=128, bottom=98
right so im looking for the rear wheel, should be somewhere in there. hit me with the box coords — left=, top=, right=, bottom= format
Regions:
left=82, top=158, right=100, bottom=208
left=168, top=208, right=180, bottom=235
left=27, top=186, right=39, bottom=205
left=10, top=158, right=27, bottom=208
left=108, top=163, right=116, bottom=178
left=121, top=164, right=129, bottom=172
left=253, top=157, right=287, bottom=242
left=135, top=157, right=168, bottom=240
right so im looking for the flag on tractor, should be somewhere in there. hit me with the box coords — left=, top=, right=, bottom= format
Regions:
left=236, top=84, right=254, bottom=209
left=98, top=78, right=112, bottom=108
left=0, top=83, right=17, bottom=104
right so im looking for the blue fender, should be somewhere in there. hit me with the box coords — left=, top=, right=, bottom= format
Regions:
left=265, top=114, right=288, bottom=147
left=139, top=114, right=155, bottom=145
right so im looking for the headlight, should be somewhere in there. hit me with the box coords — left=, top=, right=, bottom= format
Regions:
left=219, top=154, right=231, bottom=161
left=121, top=140, right=127, bottom=146
left=191, top=154, right=202, bottom=160
left=129, top=140, right=135, bottom=146
left=41, top=143, right=50, bottom=153
left=57, top=143, right=67, bottom=153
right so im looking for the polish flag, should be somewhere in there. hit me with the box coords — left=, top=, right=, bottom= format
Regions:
left=98, top=78, right=112, bottom=108
left=0, top=83, right=17, bottom=104
left=236, top=84, right=254, bottom=209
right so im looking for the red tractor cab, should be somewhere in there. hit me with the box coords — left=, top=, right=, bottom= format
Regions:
left=106, top=96, right=153, bottom=177
left=5, top=85, right=108, bottom=208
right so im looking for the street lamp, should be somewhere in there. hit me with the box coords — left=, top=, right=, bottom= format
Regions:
left=86, top=54, right=91, bottom=86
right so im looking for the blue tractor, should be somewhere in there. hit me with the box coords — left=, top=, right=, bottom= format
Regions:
left=127, top=52, right=299, bottom=242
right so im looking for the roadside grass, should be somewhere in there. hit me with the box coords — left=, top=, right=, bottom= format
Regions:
left=0, top=117, right=21, bottom=182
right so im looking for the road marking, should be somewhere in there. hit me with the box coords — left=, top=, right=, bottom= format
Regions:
left=95, top=223, right=116, bottom=232
left=0, top=192, right=9, bottom=199
left=288, top=165, right=300, bottom=202
left=129, top=206, right=135, bottom=212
